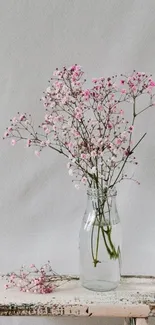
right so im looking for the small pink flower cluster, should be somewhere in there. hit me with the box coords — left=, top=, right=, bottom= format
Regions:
left=3, top=262, right=58, bottom=294
left=3, top=66, right=155, bottom=189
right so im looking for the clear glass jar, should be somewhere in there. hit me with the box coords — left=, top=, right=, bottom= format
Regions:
left=79, top=187, right=121, bottom=292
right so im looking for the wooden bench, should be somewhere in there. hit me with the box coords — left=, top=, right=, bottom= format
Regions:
left=0, top=276, right=154, bottom=324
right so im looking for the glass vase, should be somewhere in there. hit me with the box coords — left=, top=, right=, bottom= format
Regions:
left=79, top=187, right=121, bottom=292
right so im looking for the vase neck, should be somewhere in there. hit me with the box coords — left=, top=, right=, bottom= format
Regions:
left=87, top=187, right=117, bottom=200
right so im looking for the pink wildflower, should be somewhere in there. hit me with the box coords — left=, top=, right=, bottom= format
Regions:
left=11, top=139, right=16, bottom=146
left=46, top=140, right=50, bottom=146
left=149, top=80, right=155, bottom=87
left=26, top=139, right=31, bottom=147
left=132, top=85, right=137, bottom=92
left=68, top=142, right=73, bottom=150
left=91, top=150, right=97, bottom=157
left=12, top=117, right=17, bottom=124
left=8, top=126, right=13, bottom=132
left=115, top=138, right=122, bottom=145
left=53, top=69, right=60, bottom=76
left=107, top=122, right=113, bottom=129
left=4, top=131, right=9, bottom=137
left=97, top=105, right=103, bottom=111
left=121, top=89, right=126, bottom=94
left=81, top=176, right=87, bottom=184
left=44, top=128, right=50, bottom=134
left=75, top=107, right=82, bottom=114
left=19, top=114, right=26, bottom=121
left=75, top=112, right=82, bottom=120
left=83, top=89, right=90, bottom=100
left=30, top=264, right=35, bottom=268
left=35, top=150, right=40, bottom=157
left=121, top=131, right=127, bottom=139
left=81, top=153, right=87, bottom=159
left=73, top=130, right=80, bottom=137
left=146, top=87, right=153, bottom=94
left=129, top=126, right=134, bottom=132
left=120, top=80, right=125, bottom=84
left=92, top=78, right=98, bottom=83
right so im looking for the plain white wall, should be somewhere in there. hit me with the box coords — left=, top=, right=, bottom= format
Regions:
left=1, top=0, right=155, bottom=324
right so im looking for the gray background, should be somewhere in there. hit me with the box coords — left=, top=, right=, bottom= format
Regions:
left=0, top=0, right=155, bottom=324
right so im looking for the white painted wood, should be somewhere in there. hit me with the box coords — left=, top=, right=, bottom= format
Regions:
left=136, top=319, right=148, bottom=325
left=0, top=277, right=155, bottom=316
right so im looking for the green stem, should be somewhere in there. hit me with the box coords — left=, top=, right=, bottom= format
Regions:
left=100, top=226, right=114, bottom=258
left=91, top=222, right=95, bottom=263
left=94, top=224, right=100, bottom=267
left=106, top=227, right=119, bottom=259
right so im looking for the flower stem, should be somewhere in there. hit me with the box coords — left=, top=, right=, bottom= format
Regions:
left=94, top=224, right=100, bottom=267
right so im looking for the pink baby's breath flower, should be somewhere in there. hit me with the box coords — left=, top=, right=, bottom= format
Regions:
left=50, top=102, right=55, bottom=108
left=26, top=139, right=31, bottom=147
left=73, top=130, right=80, bottom=137
left=75, top=112, right=82, bottom=120
left=53, top=69, right=60, bottom=76
left=68, top=142, right=73, bottom=150
left=8, top=126, right=13, bottom=132
left=107, top=122, right=113, bottom=129
left=121, top=89, right=126, bottom=94
left=97, top=138, right=103, bottom=145
left=146, top=86, right=153, bottom=94
left=10, top=274, right=16, bottom=280
left=131, top=85, right=137, bottom=92
left=45, top=128, right=50, bottom=134
left=75, top=107, right=82, bottom=114
left=30, top=264, right=35, bottom=268
left=4, top=131, right=9, bottom=138
left=83, top=89, right=90, bottom=98
left=81, top=176, right=87, bottom=184
left=11, top=139, right=16, bottom=146
left=35, top=150, right=40, bottom=157
left=40, top=141, right=46, bottom=146
left=12, top=117, right=17, bottom=124
left=97, top=105, right=103, bottom=111
left=81, top=153, right=87, bottom=159
left=69, top=65, right=77, bottom=71
left=91, top=150, right=97, bottom=157
left=46, top=140, right=50, bottom=146
left=121, top=131, right=127, bottom=139
left=149, top=80, right=155, bottom=87
left=19, top=114, right=26, bottom=121
left=4, top=67, right=153, bottom=199
left=115, top=138, right=122, bottom=145
left=46, top=86, right=51, bottom=94
left=129, top=126, right=134, bottom=132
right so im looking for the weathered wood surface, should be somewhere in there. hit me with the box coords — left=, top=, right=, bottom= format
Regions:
left=0, top=276, right=155, bottom=316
